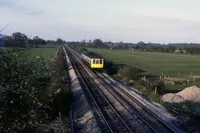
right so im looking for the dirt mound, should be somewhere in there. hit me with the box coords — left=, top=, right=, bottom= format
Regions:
left=161, top=86, right=200, bottom=103
left=177, top=86, right=200, bottom=102
left=161, top=93, right=185, bottom=103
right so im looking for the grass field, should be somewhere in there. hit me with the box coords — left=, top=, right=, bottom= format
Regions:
left=29, top=47, right=58, bottom=59
left=88, top=48, right=200, bottom=77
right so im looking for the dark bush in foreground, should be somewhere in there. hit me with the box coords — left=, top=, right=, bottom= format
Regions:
left=0, top=48, right=70, bottom=133
left=0, top=49, right=52, bottom=132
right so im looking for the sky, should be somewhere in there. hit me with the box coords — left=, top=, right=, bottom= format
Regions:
left=0, top=0, right=200, bottom=43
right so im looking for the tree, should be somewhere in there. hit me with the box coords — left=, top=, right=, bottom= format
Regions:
left=92, top=39, right=107, bottom=48
left=12, top=32, right=28, bottom=48
left=118, top=66, right=141, bottom=81
left=46, top=40, right=56, bottom=45
left=81, top=39, right=86, bottom=46
left=168, top=46, right=176, bottom=53
left=3, top=35, right=14, bottom=47
left=33, top=36, right=46, bottom=47
left=56, top=38, right=65, bottom=45
left=27, top=38, right=34, bottom=47
left=137, top=41, right=146, bottom=45
left=0, top=34, right=3, bottom=47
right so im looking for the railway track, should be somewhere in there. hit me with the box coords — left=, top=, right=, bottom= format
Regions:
left=65, top=47, right=132, bottom=133
left=96, top=73, right=182, bottom=133
left=64, top=46, right=183, bottom=133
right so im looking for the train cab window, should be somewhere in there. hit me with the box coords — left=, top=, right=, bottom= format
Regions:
left=96, top=60, right=99, bottom=64
left=100, top=59, right=102, bottom=64
left=93, top=60, right=95, bottom=64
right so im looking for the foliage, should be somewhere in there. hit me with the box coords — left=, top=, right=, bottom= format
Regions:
left=48, top=48, right=70, bottom=117
left=1, top=32, right=66, bottom=48
left=3, top=36, right=14, bottom=47
left=165, top=101, right=200, bottom=117
left=103, top=61, right=118, bottom=75
left=0, top=47, right=71, bottom=133
left=56, top=38, right=65, bottom=45
left=155, top=80, right=165, bottom=94
left=67, top=39, right=108, bottom=49
left=146, top=80, right=165, bottom=95
left=4, top=32, right=29, bottom=48
left=34, top=47, right=71, bottom=133
left=12, top=32, right=28, bottom=47
left=0, top=49, right=53, bottom=132
left=92, top=39, right=108, bottom=48
left=164, top=101, right=200, bottom=131
left=118, top=66, right=141, bottom=81
left=67, top=40, right=200, bottom=54
left=33, top=36, right=46, bottom=48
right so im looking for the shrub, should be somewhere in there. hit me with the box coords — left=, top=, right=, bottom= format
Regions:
left=118, top=66, right=141, bottom=81
left=146, top=80, right=165, bottom=95
left=0, top=49, right=51, bottom=132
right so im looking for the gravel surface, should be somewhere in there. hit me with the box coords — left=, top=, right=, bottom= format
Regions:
left=64, top=48, right=101, bottom=133
left=102, top=73, right=184, bottom=133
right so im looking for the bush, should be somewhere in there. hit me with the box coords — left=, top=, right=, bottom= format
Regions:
left=155, top=80, right=165, bottom=95
left=103, top=61, right=117, bottom=75
left=0, top=49, right=52, bottom=132
left=118, top=66, right=141, bottom=81
left=146, top=80, right=165, bottom=95
left=49, top=48, right=70, bottom=118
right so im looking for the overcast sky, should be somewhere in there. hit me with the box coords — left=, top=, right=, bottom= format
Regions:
left=0, top=0, right=200, bottom=43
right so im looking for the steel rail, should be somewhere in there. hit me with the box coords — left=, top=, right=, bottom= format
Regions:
left=99, top=73, right=181, bottom=133
left=65, top=46, right=132, bottom=132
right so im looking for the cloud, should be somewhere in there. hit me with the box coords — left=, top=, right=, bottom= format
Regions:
left=0, top=0, right=44, bottom=16
left=26, top=11, right=44, bottom=16
left=0, top=1, right=9, bottom=7
left=0, top=0, right=16, bottom=8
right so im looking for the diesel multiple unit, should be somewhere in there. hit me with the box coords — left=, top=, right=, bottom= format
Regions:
left=81, top=53, right=104, bottom=69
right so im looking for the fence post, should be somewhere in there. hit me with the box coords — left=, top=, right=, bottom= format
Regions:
left=155, top=87, right=157, bottom=94
left=193, top=76, right=196, bottom=82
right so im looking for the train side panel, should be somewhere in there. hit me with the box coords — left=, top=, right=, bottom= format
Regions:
left=81, top=53, right=91, bottom=64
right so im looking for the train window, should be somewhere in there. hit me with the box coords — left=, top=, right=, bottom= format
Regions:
left=100, top=59, right=102, bottom=64
left=96, top=60, right=99, bottom=64
left=93, top=60, right=95, bottom=64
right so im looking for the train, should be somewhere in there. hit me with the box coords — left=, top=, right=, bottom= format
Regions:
left=81, top=53, right=104, bottom=69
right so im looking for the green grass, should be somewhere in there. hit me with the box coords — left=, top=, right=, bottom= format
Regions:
left=165, top=84, right=190, bottom=93
left=41, top=44, right=61, bottom=48
left=88, top=48, right=200, bottom=76
left=29, top=47, right=58, bottom=59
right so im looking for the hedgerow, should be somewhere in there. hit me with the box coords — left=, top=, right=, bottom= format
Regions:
left=0, top=48, right=70, bottom=133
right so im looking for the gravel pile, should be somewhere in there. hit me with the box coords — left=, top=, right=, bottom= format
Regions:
left=161, top=93, right=185, bottom=103
left=177, top=86, right=200, bottom=102
left=161, top=86, right=200, bottom=103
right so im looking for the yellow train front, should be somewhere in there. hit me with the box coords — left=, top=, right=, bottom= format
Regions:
left=81, top=53, right=104, bottom=69
left=90, top=57, right=104, bottom=69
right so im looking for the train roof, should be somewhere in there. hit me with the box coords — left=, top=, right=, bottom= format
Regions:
left=82, top=52, right=101, bottom=58
left=91, top=57, right=103, bottom=59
